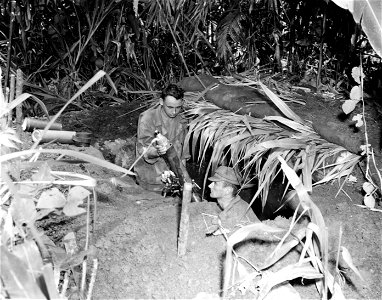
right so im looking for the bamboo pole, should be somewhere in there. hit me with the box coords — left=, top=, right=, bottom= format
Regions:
left=15, top=69, right=23, bottom=135
left=7, top=74, right=15, bottom=126
left=5, top=0, right=16, bottom=87
left=177, top=182, right=192, bottom=257
left=1, top=85, right=9, bottom=130
left=316, top=4, right=327, bottom=88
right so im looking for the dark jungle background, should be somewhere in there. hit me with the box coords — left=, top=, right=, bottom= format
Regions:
left=1, top=0, right=381, bottom=113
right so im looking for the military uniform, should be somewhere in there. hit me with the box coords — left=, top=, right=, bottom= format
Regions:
left=217, top=195, right=260, bottom=231
left=207, top=166, right=260, bottom=234
left=135, top=104, right=189, bottom=191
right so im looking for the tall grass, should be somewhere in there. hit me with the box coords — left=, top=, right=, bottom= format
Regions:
left=0, top=69, right=133, bottom=299
left=221, top=156, right=348, bottom=299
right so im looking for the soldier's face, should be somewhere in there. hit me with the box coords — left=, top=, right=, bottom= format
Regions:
left=160, top=96, right=183, bottom=118
left=208, top=181, right=226, bottom=199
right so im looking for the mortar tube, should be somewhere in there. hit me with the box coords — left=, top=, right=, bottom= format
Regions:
left=154, top=131, right=202, bottom=201
left=32, top=129, right=76, bottom=144
left=23, top=118, right=63, bottom=132
left=163, top=145, right=191, bottom=184
left=162, top=145, right=202, bottom=202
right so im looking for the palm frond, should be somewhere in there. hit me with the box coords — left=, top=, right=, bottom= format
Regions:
left=216, top=10, right=245, bottom=61
left=184, top=94, right=361, bottom=208
left=186, top=0, right=218, bottom=26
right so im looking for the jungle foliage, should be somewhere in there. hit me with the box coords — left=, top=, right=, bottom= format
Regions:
left=1, top=2, right=381, bottom=298
left=1, top=0, right=381, bottom=112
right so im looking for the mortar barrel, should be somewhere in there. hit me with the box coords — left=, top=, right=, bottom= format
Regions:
left=32, top=129, right=76, bottom=144
left=23, top=118, right=63, bottom=132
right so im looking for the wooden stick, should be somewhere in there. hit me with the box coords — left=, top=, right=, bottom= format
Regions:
left=92, top=187, right=97, bottom=245
left=177, top=182, right=192, bottom=257
left=81, top=194, right=91, bottom=293
left=86, top=259, right=98, bottom=300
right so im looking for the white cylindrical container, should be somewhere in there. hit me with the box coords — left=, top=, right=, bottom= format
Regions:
left=32, top=130, right=76, bottom=144
left=23, top=118, right=63, bottom=132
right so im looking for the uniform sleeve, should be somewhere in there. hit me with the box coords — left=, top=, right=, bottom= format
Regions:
left=218, top=200, right=259, bottom=231
left=137, top=113, right=159, bottom=164
left=182, top=131, right=191, bottom=161
left=169, top=118, right=190, bottom=161
left=180, top=119, right=191, bottom=161
left=172, top=132, right=190, bottom=161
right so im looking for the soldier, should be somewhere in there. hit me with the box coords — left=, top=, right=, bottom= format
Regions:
left=134, top=84, right=189, bottom=192
left=207, top=166, right=260, bottom=235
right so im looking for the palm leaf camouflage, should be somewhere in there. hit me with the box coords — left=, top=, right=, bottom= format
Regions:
left=183, top=77, right=361, bottom=209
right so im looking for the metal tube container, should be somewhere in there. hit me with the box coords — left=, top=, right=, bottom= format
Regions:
left=22, top=118, right=63, bottom=132
left=32, top=130, right=75, bottom=144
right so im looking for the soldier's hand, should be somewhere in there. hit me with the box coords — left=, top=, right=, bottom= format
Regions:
left=205, top=224, right=219, bottom=235
left=155, top=144, right=168, bottom=155
left=153, top=134, right=169, bottom=156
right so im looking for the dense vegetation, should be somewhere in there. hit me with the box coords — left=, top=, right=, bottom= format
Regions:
left=1, top=0, right=381, bottom=112
left=1, top=1, right=381, bottom=299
